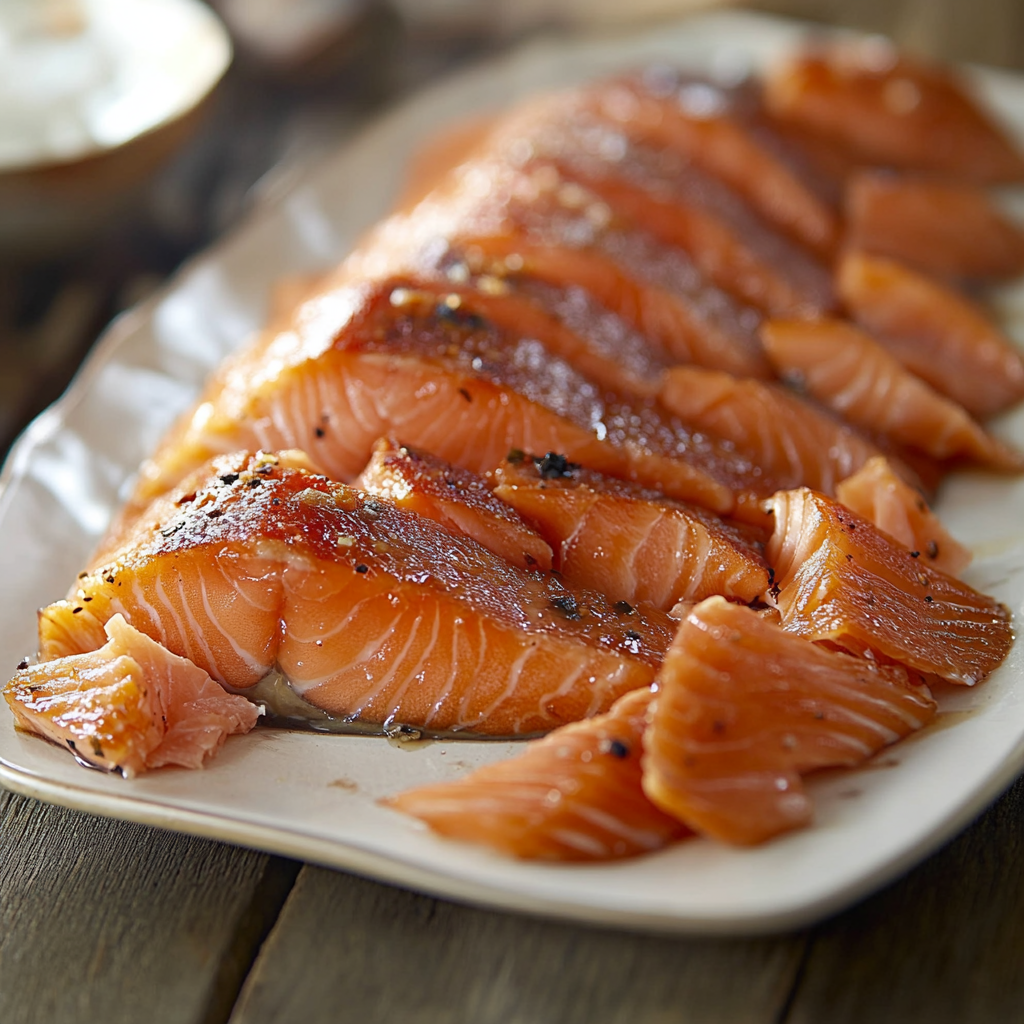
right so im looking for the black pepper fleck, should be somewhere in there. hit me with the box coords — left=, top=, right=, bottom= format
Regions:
left=613, top=600, right=635, bottom=615
left=600, top=738, right=630, bottom=759
left=535, top=452, right=579, bottom=479
left=355, top=564, right=369, bottom=574
left=548, top=594, right=582, bottom=620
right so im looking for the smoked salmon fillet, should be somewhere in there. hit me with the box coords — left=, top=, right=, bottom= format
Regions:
left=358, top=159, right=773, bottom=380
left=492, top=452, right=771, bottom=610
left=354, top=437, right=554, bottom=572
left=584, top=73, right=841, bottom=258
left=386, top=687, right=689, bottom=860
left=129, top=278, right=776, bottom=529
left=5, top=614, right=260, bottom=776
left=837, top=251, right=1024, bottom=419
left=642, top=597, right=937, bottom=845
left=768, top=488, right=1012, bottom=686
left=835, top=457, right=971, bottom=577
left=764, top=43, right=1024, bottom=183
left=844, top=171, right=1024, bottom=281
left=761, top=318, right=1024, bottom=471
left=39, top=452, right=675, bottom=736
left=658, top=364, right=908, bottom=495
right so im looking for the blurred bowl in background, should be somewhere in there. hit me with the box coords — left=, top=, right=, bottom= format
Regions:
left=0, top=0, right=232, bottom=257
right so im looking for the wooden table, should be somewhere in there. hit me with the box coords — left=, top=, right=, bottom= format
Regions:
left=3, top=3, right=1024, bottom=1020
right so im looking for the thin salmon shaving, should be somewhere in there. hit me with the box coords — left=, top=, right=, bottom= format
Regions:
left=761, top=318, right=1024, bottom=471
left=354, top=437, right=553, bottom=572
left=5, top=614, right=260, bottom=777
left=641, top=597, right=937, bottom=846
left=837, top=251, right=1024, bottom=419
left=386, top=687, right=689, bottom=860
left=767, top=488, right=1012, bottom=686
left=659, top=364, right=906, bottom=495
left=493, top=453, right=770, bottom=610
left=835, top=457, right=971, bottom=577
left=845, top=171, right=1024, bottom=281
left=764, top=43, right=1024, bottom=183
left=42, top=452, right=675, bottom=736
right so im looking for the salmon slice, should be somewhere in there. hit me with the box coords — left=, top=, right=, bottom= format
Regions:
left=386, top=687, right=688, bottom=860
left=659, top=364, right=904, bottom=495
left=587, top=74, right=841, bottom=258
left=362, top=158, right=773, bottom=380
left=42, top=452, right=677, bottom=736
left=641, top=597, right=937, bottom=845
left=837, top=251, right=1024, bottom=419
left=6, top=614, right=260, bottom=776
left=764, top=44, right=1024, bottom=183
left=835, top=457, right=971, bottom=576
left=767, top=488, right=1012, bottom=685
left=492, top=453, right=770, bottom=610
left=130, top=278, right=774, bottom=530
left=477, top=96, right=834, bottom=317
left=353, top=437, right=553, bottom=572
left=761, top=318, right=1024, bottom=470
left=845, top=171, right=1024, bottom=281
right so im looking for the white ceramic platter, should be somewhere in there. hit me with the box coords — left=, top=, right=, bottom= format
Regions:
left=3, top=10, right=1024, bottom=936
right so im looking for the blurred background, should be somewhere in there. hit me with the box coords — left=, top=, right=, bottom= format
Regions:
left=1, top=0, right=1022, bottom=457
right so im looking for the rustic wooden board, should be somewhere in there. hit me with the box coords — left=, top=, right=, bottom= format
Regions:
left=0, top=790, right=298, bottom=1024
left=229, top=866, right=807, bottom=1024
left=782, top=775, right=1024, bottom=1023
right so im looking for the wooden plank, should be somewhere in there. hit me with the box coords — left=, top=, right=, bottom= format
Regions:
left=781, top=777, right=1024, bottom=1023
left=0, top=790, right=299, bottom=1024
left=229, top=867, right=807, bottom=1024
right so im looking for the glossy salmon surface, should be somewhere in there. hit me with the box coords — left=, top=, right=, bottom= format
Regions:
left=642, top=597, right=936, bottom=845
left=761, top=318, right=1024, bottom=470
left=845, top=171, right=1024, bottom=281
left=493, top=453, right=770, bottom=610
left=587, top=73, right=841, bottom=257
left=767, top=488, right=1012, bottom=685
left=6, top=614, right=260, bottom=776
left=354, top=437, right=553, bottom=572
left=837, top=251, right=1024, bottom=419
left=41, top=453, right=675, bottom=736
left=131, top=279, right=774, bottom=527
left=386, top=687, right=689, bottom=860
left=659, top=364, right=899, bottom=495
left=764, top=43, right=1024, bottom=183
left=835, top=457, right=971, bottom=577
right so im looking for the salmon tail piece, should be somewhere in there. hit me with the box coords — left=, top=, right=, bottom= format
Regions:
left=641, top=597, right=937, bottom=845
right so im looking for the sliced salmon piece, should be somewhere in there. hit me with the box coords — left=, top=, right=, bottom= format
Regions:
left=6, top=614, right=259, bottom=776
left=659, top=364, right=905, bottom=495
left=845, top=171, right=1024, bottom=281
left=42, top=452, right=676, bottom=736
left=641, top=597, right=936, bottom=845
left=761, top=318, right=1024, bottom=470
left=838, top=251, right=1024, bottom=419
left=353, top=437, right=553, bottom=572
left=835, top=457, right=971, bottom=576
left=385, top=687, right=688, bottom=860
left=588, top=74, right=841, bottom=257
left=764, top=44, right=1024, bottom=183
left=366, top=158, right=774, bottom=380
left=767, top=488, right=1012, bottom=685
left=130, top=279, right=776, bottom=530
left=492, top=453, right=770, bottom=610
left=478, top=97, right=834, bottom=317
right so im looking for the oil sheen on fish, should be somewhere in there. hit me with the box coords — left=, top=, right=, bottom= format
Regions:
left=40, top=452, right=675, bottom=736
left=767, top=488, right=1012, bottom=685
left=386, top=687, right=689, bottom=860
left=641, top=597, right=937, bottom=845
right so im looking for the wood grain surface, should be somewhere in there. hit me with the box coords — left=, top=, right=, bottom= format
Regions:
left=3, top=2, right=1024, bottom=1023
